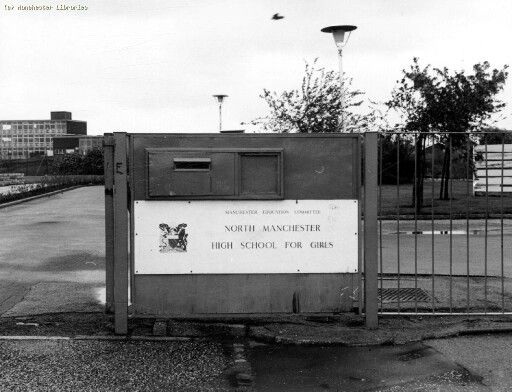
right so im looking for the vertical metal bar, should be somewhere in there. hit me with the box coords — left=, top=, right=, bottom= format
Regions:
left=364, top=132, right=379, bottom=329
left=431, top=133, right=435, bottom=313
left=414, top=134, right=418, bottom=313
left=449, top=135, right=453, bottom=313
left=484, top=135, right=489, bottom=314
left=113, top=132, right=129, bottom=335
left=396, top=134, right=401, bottom=313
left=466, top=134, right=470, bottom=313
left=379, top=134, right=383, bottom=311
left=129, top=135, right=135, bottom=306
left=103, top=133, right=115, bottom=314
left=356, top=136, right=363, bottom=315
left=501, top=134, right=505, bottom=312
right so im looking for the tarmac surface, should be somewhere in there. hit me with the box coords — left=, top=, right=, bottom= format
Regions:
left=380, top=219, right=512, bottom=277
left=249, top=342, right=486, bottom=391
left=0, top=186, right=105, bottom=316
left=428, top=334, right=512, bottom=391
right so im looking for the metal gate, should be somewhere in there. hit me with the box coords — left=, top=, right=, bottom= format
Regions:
left=105, top=132, right=364, bottom=333
left=374, top=131, right=512, bottom=315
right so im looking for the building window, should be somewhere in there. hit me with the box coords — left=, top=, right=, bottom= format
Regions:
left=2, top=124, right=11, bottom=131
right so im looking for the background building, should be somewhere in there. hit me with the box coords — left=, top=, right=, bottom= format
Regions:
left=0, top=111, right=87, bottom=159
left=53, top=135, right=103, bottom=155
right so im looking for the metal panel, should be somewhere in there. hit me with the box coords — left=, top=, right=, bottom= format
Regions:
left=133, top=199, right=358, bottom=274
left=147, top=149, right=236, bottom=197
left=126, top=133, right=361, bottom=317
left=131, top=134, right=358, bottom=201
left=133, top=273, right=356, bottom=314
left=146, top=147, right=286, bottom=199
left=240, top=153, right=280, bottom=196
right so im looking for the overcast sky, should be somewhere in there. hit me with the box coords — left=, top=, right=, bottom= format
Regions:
left=1, top=0, right=511, bottom=134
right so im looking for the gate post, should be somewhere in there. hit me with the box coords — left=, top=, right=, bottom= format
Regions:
left=103, top=133, right=115, bottom=313
left=113, top=132, right=129, bottom=334
left=364, top=132, right=378, bottom=329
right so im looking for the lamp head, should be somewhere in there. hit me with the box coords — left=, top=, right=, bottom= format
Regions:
left=213, top=94, right=228, bottom=104
left=321, top=25, right=357, bottom=48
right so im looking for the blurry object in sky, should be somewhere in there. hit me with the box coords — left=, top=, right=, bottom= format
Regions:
left=271, top=13, right=284, bottom=20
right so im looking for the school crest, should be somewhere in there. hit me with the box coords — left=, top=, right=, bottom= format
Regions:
left=159, top=223, right=188, bottom=253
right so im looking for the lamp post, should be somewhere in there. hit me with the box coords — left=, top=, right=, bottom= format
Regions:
left=321, top=25, right=357, bottom=132
left=213, top=94, right=228, bottom=132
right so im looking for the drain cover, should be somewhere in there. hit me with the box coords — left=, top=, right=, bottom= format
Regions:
left=378, top=288, right=433, bottom=303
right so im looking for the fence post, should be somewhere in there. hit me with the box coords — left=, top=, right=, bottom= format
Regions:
left=364, top=132, right=378, bottom=329
left=103, top=133, right=115, bottom=314
left=113, top=132, right=129, bottom=334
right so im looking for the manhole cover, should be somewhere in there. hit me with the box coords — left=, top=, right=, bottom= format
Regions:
left=378, top=288, right=433, bottom=303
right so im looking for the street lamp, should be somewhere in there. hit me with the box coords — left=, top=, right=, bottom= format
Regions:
left=213, top=94, right=228, bottom=132
left=321, top=25, right=357, bottom=132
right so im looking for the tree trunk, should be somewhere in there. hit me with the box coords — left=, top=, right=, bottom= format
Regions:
left=439, top=147, right=446, bottom=200
left=439, top=140, right=451, bottom=200
left=412, top=135, right=425, bottom=214
left=443, top=145, right=451, bottom=200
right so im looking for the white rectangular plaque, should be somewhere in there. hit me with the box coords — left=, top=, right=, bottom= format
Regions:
left=134, top=199, right=358, bottom=274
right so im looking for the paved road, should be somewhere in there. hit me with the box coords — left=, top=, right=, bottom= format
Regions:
left=428, top=334, right=512, bottom=391
left=380, top=219, right=512, bottom=277
left=249, top=342, right=487, bottom=391
left=0, top=186, right=105, bottom=316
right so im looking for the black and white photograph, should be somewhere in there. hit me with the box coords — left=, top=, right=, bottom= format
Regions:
left=1, top=0, right=512, bottom=390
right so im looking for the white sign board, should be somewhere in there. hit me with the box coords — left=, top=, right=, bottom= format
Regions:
left=134, top=199, right=358, bottom=274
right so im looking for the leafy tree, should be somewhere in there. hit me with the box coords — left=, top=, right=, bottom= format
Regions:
left=478, top=127, right=512, bottom=144
left=82, top=148, right=104, bottom=175
left=386, top=58, right=508, bottom=211
left=51, top=148, right=104, bottom=175
left=379, top=134, right=416, bottom=185
left=252, top=59, right=375, bottom=133
left=52, top=152, right=84, bottom=175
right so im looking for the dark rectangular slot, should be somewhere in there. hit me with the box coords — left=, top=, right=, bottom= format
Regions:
left=174, top=158, right=211, bottom=171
